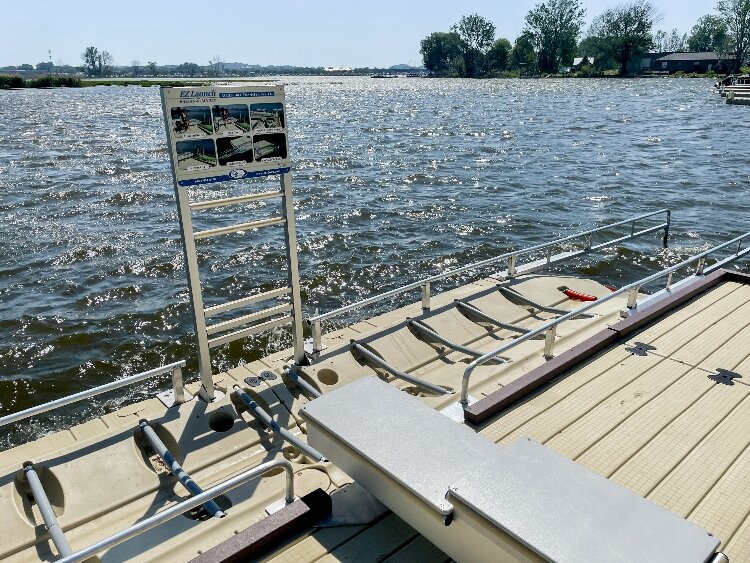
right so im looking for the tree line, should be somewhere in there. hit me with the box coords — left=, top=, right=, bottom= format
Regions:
left=421, top=0, right=750, bottom=77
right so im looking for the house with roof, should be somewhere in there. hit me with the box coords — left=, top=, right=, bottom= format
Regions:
left=651, top=52, right=730, bottom=74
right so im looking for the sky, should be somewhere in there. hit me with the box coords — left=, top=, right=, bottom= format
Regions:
left=2, top=0, right=716, bottom=68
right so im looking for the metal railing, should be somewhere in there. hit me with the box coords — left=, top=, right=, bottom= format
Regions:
left=306, top=210, right=671, bottom=354
left=0, top=361, right=187, bottom=430
left=459, top=231, right=750, bottom=406
left=57, top=459, right=295, bottom=563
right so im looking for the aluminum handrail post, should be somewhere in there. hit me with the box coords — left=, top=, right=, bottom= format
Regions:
left=171, top=365, right=185, bottom=404
left=543, top=326, right=557, bottom=359
left=631, top=220, right=636, bottom=236
left=507, top=254, right=517, bottom=277
left=24, top=464, right=73, bottom=558
left=585, top=234, right=592, bottom=251
left=627, top=286, right=640, bottom=309
left=666, top=272, right=673, bottom=290
left=422, top=282, right=431, bottom=310
left=56, top=460, right=295, bottom=563
left=0, top=360, right=186, bottom=429
left=312, top=321, right=323, bottom=354
left=663, top=210, right=671, bottom=247
left=696, top=257, right=706, bottom=275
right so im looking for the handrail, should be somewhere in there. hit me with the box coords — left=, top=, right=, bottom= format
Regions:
left=459, top=231, right=750, bottom=406
left=0, top=360, right=187, bottom=429
left=305, top=210, right=670, bottom=353
left=57, top=459, right=295, bottom=563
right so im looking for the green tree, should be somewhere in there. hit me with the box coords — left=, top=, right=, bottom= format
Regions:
left=177, top=62, right=201, bottom=77
left=717, top=0, right=750, bottom=72
left=420, top=31, right=465, bottom=75
left=524, top=0, right=586, bottom=73
left=687, top=15, right=728, bottom=52
left=82, top=46, right=99, bottom=77
left=653, top=28, right=688, bottom=51
left=587, top=1, right=660, bottom=76
left=147, top=61, right=157, bottom=76
left=487, top=38, right=513, bottom=72
left=511, top=32, right=538, bottom=71
left=451, top=14, right=496, bottom=77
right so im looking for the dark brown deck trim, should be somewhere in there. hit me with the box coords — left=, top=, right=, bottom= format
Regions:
left=464, top=269, right=746, bottom=425
left=189, top=488, right=332, bottom=563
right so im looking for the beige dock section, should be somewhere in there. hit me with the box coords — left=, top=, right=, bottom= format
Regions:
left=0, top=273, right=631, bottom=562
left=480, top=280, right=750, bottom=561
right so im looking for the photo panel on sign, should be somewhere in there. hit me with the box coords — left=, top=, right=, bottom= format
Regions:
left=170, top=106, right=213, bottom=138
left=253, top=133, right=287, bottom=162
left=216, top=136, right=254, bottom=166
left=250, top=103, right=285, bottom=133
left=176, top=139, right=218, bottom=171
left=212, top=103, right=251, bottom=136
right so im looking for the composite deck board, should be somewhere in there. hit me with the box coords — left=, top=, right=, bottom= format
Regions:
left=544, top=355, right=693, bottom=459
left=265, top=525, right=366, bottom=563
left=382, top=535, right=450, bottom=563
left=315, top=514, right=417, bottom=563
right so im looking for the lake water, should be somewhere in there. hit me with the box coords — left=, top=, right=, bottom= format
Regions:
left=1, top=76, right=748, bottom=445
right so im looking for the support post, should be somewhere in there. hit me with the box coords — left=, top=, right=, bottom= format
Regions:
left=280, top=173, right=305, bottom=366
left=422, top=282, right=431, bottom=310
left=627, top=286, right=639, bottom=309
left=171, top=365, right=185, bottom=405
left=543, top=325, right=556, bottom=359
left=663, top=210, right=670, bottom=248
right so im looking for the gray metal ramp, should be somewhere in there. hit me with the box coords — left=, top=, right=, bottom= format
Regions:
left=448, top=438, right=720, bottom=563
left=299, top=377, right=723, bottom=563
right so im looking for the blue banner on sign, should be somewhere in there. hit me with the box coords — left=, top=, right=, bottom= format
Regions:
left=177, top=167, right=290, bottom=186
left=219, top=92, right=275, bottom=98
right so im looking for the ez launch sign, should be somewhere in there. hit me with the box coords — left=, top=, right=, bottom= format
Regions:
left=161, top=84, right=290, bottom=186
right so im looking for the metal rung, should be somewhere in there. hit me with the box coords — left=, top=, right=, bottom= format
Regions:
left=208, top=315, right=292, bottom=348
left=232, top=385, right=325, bottom=462
left=204, top=287, right=292, bottom=318
left=190, top=190, right=283, bottom=211
left=24, top=464, right=73, bottom=558
left=454, top=300, right=536, bottom=336
left=499, top=286, right=592, bottom=318
left=193, top=216, right=285, bottom=240
left=140, top=421, right=224, bottom=518
left=351, top=342, right=451, bottom=396
left=206, top=303, right=293, bottom=335
left=408, top=319, right=503, bottom=362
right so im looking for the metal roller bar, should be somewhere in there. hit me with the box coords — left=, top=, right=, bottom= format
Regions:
left=208, top=315, right=292, bottom=349
left=0, top=361, right=186, bottom=428
left=189, top=190, right=282, bottom=211
left=56, top=459, right=295, bottom=563
left=204, top=287, right=291, bottom=318
left=285, top=366, right=323, bottom=399
left=232, top=385, right=326, bottom=462
left=24, top=464, right=73, bottom=558
left=206, top=303, right=293, bottom=335
left=408, top=319, right=500, bottom=362
left=351, top=342, right=451, bottom=396
left=139, top=421, right=224, bottom=518
left=193, top=216, right=285, bottom=240
left=498, top=286, right=572, bottom=315
left=454, top=300, right=534, bottom=336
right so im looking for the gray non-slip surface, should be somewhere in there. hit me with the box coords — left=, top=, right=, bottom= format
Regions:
left=448, top=438, right=720, bottom=563
left=300, top=376, right=498, bottom=515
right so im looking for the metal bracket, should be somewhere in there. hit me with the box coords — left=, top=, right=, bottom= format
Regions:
left=156, top=388, right=195, bottom=408
left=244, top=371, right=278, bottom=387
left=441, top=395, right=479, bottom=422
